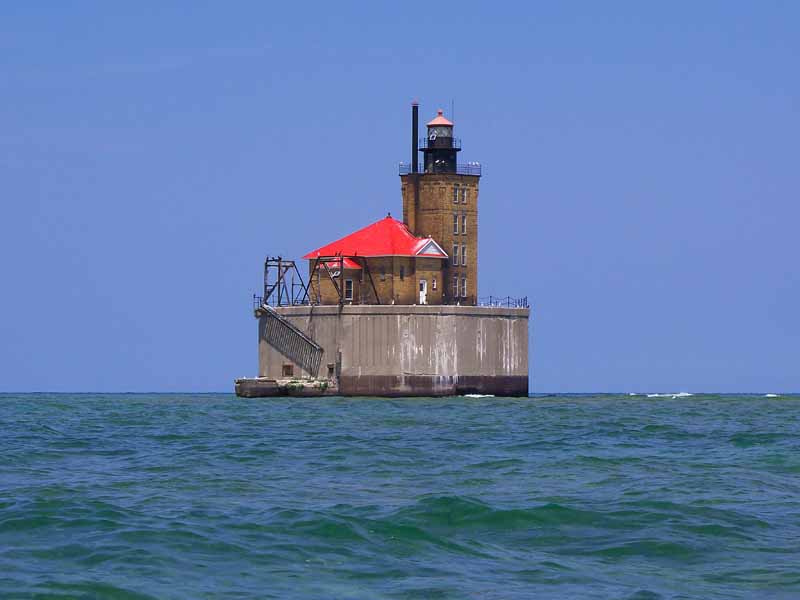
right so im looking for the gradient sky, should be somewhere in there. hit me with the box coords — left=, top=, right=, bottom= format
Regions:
left=2, top=2, right=798, bottom=393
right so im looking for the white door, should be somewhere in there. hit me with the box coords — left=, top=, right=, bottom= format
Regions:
left=419, top=279, right=427, bottom=304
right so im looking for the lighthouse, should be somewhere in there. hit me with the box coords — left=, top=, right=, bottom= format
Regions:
left=236, top=101, right=529, bottom=398
left=401, top=104, right=480, bottom=305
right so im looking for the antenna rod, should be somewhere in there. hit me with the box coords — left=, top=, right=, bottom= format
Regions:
left=411, top=100, right=419, bottom=174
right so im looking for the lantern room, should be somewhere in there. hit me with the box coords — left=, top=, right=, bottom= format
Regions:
left=422, top=109, right=460, bottom=173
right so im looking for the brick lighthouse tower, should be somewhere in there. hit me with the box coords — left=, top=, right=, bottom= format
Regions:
left=400, top=103, right=481, bottom=305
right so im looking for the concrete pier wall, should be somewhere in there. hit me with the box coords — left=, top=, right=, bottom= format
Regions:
left=258, top=305, right=530, bottom=396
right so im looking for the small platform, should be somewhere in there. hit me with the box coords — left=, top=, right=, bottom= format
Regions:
left=234, top=377, right=339, bottom=398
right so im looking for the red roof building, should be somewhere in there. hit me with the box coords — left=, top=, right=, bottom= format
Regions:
left=303, top=216, right=448, bottom=306
left=303, top=216, right=447, bottom=260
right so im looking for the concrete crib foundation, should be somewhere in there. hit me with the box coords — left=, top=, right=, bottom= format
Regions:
left=241, top=304, right=530, bottom=398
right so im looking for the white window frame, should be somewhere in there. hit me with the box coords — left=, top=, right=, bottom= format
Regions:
left=344, top=279, right=353, bottom=301
left=462, top=213, right=467, bottom=235
left=461, top=188, right=468, bottom=203
left=452, top=244, right=459, bottom=266
left=453, top=185, right=460, bottom=204
left=461, top=277, right=467, bottom=298
left=453, top=212, right=459, bottom=234
left=432, top=277, right=437, bottom=290
left=452, top=276, right=459, bottom=297
left=461, top=245, right=467, bottom=266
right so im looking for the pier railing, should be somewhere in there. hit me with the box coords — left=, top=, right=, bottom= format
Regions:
left=478, top=295, right=529, bottom=308
left=256, top=293, right=528, bottom=309
left=253, top=294, right=310, bottom=310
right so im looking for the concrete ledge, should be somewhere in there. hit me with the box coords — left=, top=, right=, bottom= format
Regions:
left=235, top=378, right=280, bottom=397
left=339, top=375, right=529, bottom=397
left=235, top=375, right=528, bottom=398
left=235, top=378, right=339, bottom=398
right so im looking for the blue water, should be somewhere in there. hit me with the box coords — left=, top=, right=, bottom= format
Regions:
left=1, top=394, right=799, bottom=599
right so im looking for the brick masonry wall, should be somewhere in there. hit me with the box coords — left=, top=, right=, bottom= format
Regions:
left=307, top=265, right=362, bottom=305
left=308, top=257, right=444, bottom=305
left=401, top=173, right=479, bottom=305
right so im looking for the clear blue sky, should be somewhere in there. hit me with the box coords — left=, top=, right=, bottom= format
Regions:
left=2, top=2, right=797, bottom=393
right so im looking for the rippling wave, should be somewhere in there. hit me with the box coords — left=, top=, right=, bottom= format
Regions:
left=1, top=393, right=799, bottom=598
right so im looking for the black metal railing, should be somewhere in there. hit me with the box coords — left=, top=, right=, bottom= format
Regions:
left=261, top=305, right=323, bottom=377
left=419, top=137, right=461, bottom=150
left=399, top=162, right=482, bottom=176
left=254, top=293, right=309, bottom=311
left=479, top=295, right=529, bottom=308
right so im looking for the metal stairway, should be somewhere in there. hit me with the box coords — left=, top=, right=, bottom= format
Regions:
left=260, top=305, right=323, bottom=377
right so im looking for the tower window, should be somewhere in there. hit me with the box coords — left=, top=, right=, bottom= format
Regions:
left=461, top=188, right=468, bottom=203
left=461, top=277, right=467, bottom=298
left=344, top=279, right=353, bottom=301
left=453, top=213, right=459, bottom=234
left=461, top=245, right=467, bottom=266
left=453, top=185, right=460, bottom=204
left=452, top=244, right=459, bottom=266
left=399, top=265, right=405, bottom=280
left=462, top=213, right=467, bottom=235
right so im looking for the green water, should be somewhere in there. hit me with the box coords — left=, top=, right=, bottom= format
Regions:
left=1, top=393, right=799, bottom=599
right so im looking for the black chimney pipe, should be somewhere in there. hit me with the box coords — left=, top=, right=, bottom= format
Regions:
left=411, top=101, right=419, bottom=174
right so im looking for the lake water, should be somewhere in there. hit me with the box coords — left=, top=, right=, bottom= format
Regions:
left=1, top=393, right=799, bottom=599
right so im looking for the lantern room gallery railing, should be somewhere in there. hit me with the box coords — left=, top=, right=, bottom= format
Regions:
left=399, top=162, right=482, bottom=176
left=418, top=137, right=462, bottom=150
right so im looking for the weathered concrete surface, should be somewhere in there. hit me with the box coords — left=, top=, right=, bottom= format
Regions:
left=257, top=305, right=530, bottom=397
left=235, top=377, right=339, bottom=398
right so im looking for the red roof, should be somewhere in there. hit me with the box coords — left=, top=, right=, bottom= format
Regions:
left=303, top=216, right=448, bottom=259
left=427, top=109, right=453, bottom=127
left=316, top=258, right=362, bottom=270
